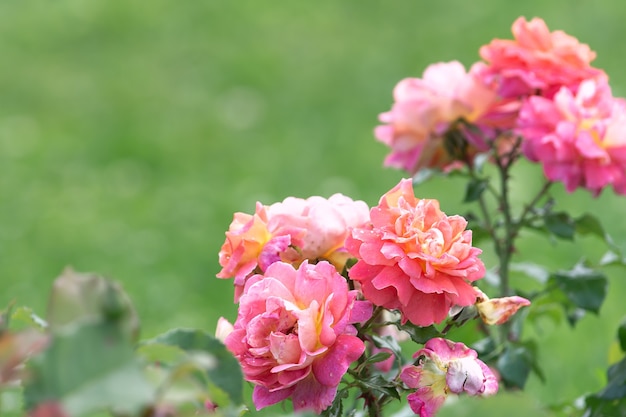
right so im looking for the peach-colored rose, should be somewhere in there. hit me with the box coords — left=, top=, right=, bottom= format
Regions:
left=217, top=194, right=369, bottom=301
left=479, top=16, right=603, bottom=98
left=474, top=288, right=531, bottom=325
left=224, top=261, right=372, bottom=413
left=346, top=179, right=486, bottom=326
left=400, top=338, right=498, bottom=417
left=265, top=194, right=370, bottom=268
left=216, top=203, right=275, bottom=292
left=518, top=76, right=626, bottom=195
left=375, top=61, right=500, bottom=174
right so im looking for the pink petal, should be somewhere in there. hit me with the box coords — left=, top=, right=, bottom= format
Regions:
left=252, top=385, right=293, bottom=410
left=312, top=334, right=365, bottom=387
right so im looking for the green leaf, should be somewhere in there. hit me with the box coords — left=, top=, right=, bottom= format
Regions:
left=544, top=212, right=575, bottom=240
left=145, top=328, right=243, bottom=405
left=472, top=337, right=496, bottom=358
left=363, top=351, right=392, bottom=365
left=395, top=323, right=441, bottom=345
left=136, top=342, right=187, bottom=364
left=549, top=263, right=608, bottom=314
left=464, top=212, right=490, bottom=243
left=371, top=335, right=402, bottom=358
left=464, top=178, right=488, bottom=203
left=583, top=356, right=626, bottom=417
left=601, top=356, right=626, bottom=400
left=619, top=318, right=626, bottom=353
left=496, top=345, right=533, bottom=389
left=584, top=395, right=626, bottom=417
left=575, top=213, right=606, bottom=239
left=322, top=388, right=348, bottom=417
left=10, top=306, right=48, bottom=331
left=359, top=375, right=401, bottom=400
left=600, top=250, right=626, bottom=268
left=24, top=321, right=154, bottom=417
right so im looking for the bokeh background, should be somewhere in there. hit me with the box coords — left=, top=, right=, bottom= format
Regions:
left=1, top=1, right=626, bottom=416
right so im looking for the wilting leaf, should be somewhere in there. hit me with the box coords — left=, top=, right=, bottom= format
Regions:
left=0, top=330, right=49, bottom=385
left=47, top=268, right=140, bottom=341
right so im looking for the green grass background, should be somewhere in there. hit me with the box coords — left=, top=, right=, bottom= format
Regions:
left=1, top=1, right=626, bottom=416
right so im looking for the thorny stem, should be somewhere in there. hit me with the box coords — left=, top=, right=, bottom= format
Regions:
left=482, top=137, right=553, bottom=343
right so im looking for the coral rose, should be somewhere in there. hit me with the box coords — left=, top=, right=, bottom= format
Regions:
left=400, top=338, right=498, bottom=417
left=518, top=76, right=626, bottom=195
left=224, top=261, right=372, bottom=413
left=217, top=194, right=369, bottom=300
left=479, top=16, right=602, bottom=98
left=374, top=61, right=499, bottom=174
left=346, top=178, right=485, bottom=326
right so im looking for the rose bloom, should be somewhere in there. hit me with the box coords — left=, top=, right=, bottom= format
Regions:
left=217, top=194, right=369, bottom=300
left=223, top=261, right=372, bottom=413
left=400, top=338, right=498, bottom=417
left=374, top=61, right=500, bottom=174
left=518, top=76, right=626, bottom=195
left=474, top=288, right=531, bottom=326
left=346, top=178, right=485, bottom=326
left=479, top=16, right=603, bottom=98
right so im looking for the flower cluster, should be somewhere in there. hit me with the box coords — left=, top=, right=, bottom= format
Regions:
left=211, top=15, right=626, bottom=417
left=217, top=194, right=369, bottom=300
left=376, top=16, right=626, bottom=196
left=216, top=178, right=526, bottom=414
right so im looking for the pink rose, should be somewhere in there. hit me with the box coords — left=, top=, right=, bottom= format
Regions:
left=224, top=261, right=372, bottom=413
left=346, top=179, right=485, bottom=326
left=375, top=61, right=499, bottom=174
left=517, top=76, right=626, bottom=195
left=217, top=194, right=369, bottom=301
left=479, top=16, right=602, bottom=98
left=400, top=338, right=498, bottom=417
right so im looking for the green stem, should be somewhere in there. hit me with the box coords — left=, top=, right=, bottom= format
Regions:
left=491, top=137, right=524, bottom=342
left=513, top=180, right=553, bottom=236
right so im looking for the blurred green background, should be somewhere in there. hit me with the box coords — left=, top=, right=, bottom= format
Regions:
left=1, top=1, right=626, bottom=416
